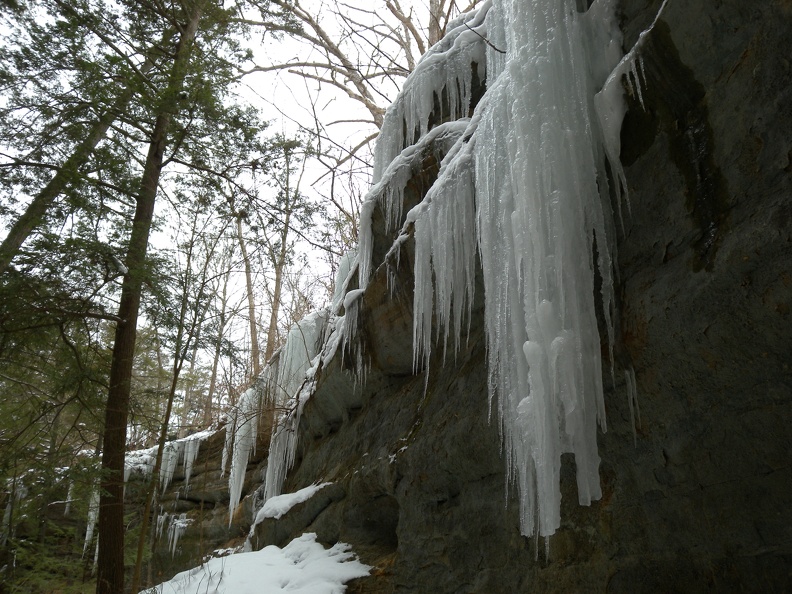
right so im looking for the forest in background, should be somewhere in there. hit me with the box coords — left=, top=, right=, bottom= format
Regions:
left=0, top=0, right=480, bottom=591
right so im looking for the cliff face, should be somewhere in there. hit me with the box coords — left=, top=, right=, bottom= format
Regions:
left=245, top=0, right=790, bottom=592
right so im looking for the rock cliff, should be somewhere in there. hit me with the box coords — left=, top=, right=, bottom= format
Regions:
left=155, top=0, right=792, bottom=591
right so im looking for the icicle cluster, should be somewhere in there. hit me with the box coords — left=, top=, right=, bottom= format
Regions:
left=166, top=513, right=192, bottom=557
left=226, top=310, right=330, bottom=524
left=260, top=311, right=329, bottom=502
left=124, top=429, right=212, bottom=492
left=473, top=0, right=623, bottom=537
left=358, top=120, right=468, bottom=288
left=372, top=2, right=490, bottom=184
left=226, top=385, right=261, bottom=524
left=366, top=0, right=626, bottom=537
left=407, top=117, right=479, bottom=371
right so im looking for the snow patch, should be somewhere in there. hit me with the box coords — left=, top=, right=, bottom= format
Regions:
left=143, top=533, right=369, bottom=594
left=253, top=482, right=332, bottom=525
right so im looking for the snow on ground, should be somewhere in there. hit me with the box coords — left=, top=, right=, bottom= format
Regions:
left=142, top=533, right=370, bottom=594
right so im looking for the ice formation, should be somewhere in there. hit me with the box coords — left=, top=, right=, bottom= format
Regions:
left=225, top=385, right=261, bottom=524
left=260, top=311, right=329, bottom=502
left=248, top=0, right=637, bottom=541
left=358, top=120, right=468, bottom=288
left=372, top=2, right=489, bottom=184
left=361, top=0, right=626, bottom=537
left=124, top=429, right=212, bottom=493
left=252, top=482, right=332, bottom=526
left=166, top=513, right=192, bottom=557
left=226, top=310, right=330, bottom=524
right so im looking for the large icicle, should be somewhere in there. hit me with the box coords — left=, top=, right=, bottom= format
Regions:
left=159, top=441, right=181, bottom=494
left=226, top=385, right=261, bottom=525
left=477, top=0, right=622, bottom=537
left=227, top=310, right=330, bottom=524
left=181, top=434, right=202, bottom=488
left=358, top=120, right=468, bottom=288
left=401, top=0, right=624, bottom=538
left=167, top=513, right=192, bottom=557
left=261, top=311, right=329, bottom=503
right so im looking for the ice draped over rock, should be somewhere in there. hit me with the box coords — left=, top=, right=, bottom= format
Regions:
left=248, top=0, right=629, bottom=540
left=225, top=310, right=330, bottom=524
left=364, top=0, right=626, bottom=537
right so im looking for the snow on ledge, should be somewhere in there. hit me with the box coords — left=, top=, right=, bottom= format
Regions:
left=254, top=482, right=333, bottom=526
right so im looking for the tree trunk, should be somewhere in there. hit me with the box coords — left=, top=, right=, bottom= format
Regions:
left=264, top=207, right=291, bottom=361
left=95, top=4, right=204, bottom=591
left=95, top=109, right=170, bottom=594
left=428, top=0, right=444, bottom=46
left=237, top=216, right=261, bottom=377
left=205, top=254, right=231, bottom=426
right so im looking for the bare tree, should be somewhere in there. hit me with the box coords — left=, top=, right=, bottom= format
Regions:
left=240, top=0, right=482, bottom=238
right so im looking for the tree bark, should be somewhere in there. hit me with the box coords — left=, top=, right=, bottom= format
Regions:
left=95, top=108, right=170, bottom=594
left=237, top=216, right=261, bottom=377
left=264, top=195, right=292, bottom=361
left=205, top=252, right=231, bottom=426
left=95, top=4, right=204, bottom=592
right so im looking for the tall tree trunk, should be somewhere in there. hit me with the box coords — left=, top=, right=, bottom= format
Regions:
left=204, top=253, right=231, bottom=426
left=95, top=109, right=170, bottom=594
left=237, top=216, right=261, bottom=377
left=428, top=0, right=445, bottom=46
left=179, top=327, right=201, bottom=437
left=264, top=206, right=291, bottom=361
left=95, top=4, right=204, bottom=591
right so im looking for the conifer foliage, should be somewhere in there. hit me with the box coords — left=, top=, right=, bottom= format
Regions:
left=0, top=0, right=294, bottom=591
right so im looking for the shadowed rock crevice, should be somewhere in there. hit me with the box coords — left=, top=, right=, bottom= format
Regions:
left=620, top=20, right=730, bottom=271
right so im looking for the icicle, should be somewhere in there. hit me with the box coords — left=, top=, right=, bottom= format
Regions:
left=359, top=120, right=468, bottom=289
left=156, top=509, right=168, bottom=539
left=167, top=513, right=191, bottom=557
left=181, top=435, right=202, bottom=488
left=261, top=381, right=313, bottom=503
left=593, top=0, right=670, bottom=221
left=227, top=386, right=260, bottom=525
left=228, top=311, right=331, bottom=525
left=331, top=250, right=358, bottom=313
left=408, top=117, right=479, bottom=371
left=373, top=2, right=491, bottom=184
left=159, top=442, right=181, bottom=494
left=340, top=289, right=365, bottom=373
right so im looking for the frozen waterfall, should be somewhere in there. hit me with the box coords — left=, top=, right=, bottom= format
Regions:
left=364, top=0, right=626, bottom=537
